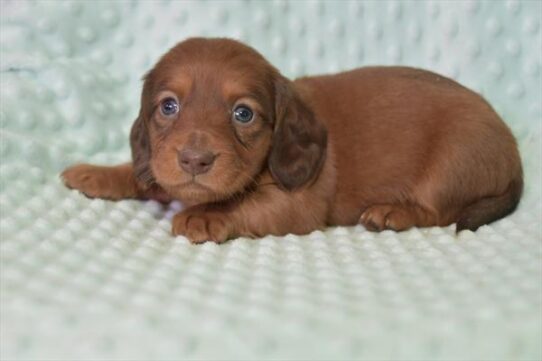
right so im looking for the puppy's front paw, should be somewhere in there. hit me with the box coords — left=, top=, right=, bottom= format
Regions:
left=172, top=209, right=232, bottom=244
left=61, top=164, right=118, bottom=200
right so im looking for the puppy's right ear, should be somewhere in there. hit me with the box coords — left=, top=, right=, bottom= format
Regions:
left=130, top=72, right=155, bottom=188
left=130, top=114, right=153, bottom=188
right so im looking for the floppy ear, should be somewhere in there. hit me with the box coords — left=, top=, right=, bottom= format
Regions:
left=130, top=114, right=154, bottom=189
left=268, top=77, right=327, bottom=190
left=130, top=72, right=155, bottom=189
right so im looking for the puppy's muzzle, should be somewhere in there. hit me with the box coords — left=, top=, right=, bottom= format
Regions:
left=178, top=148, right=216, bottom=175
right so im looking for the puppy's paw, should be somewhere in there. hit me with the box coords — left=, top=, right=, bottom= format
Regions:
left=172, top=209, right=232, bottom=244
left=359, top=204, right=414, bottom=232
left=61, top=164, right=119, bottom=200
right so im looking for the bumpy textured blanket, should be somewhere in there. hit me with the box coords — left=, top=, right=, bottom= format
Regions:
left=1, top=1, right=541, bottom=359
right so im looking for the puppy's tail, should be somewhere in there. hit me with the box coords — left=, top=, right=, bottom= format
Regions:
left=456, top=176, right=523, bottom=232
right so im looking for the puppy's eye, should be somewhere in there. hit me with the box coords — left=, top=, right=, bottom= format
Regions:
left=233, top=105, right=254, bottom=124
left=160, top=97, right=179, bottom=117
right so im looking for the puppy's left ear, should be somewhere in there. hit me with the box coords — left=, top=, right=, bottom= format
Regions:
left=268, top=77, right=327, bottom=190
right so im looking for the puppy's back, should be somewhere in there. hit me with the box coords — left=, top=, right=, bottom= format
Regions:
left=295, top=66, right=522, bottom=229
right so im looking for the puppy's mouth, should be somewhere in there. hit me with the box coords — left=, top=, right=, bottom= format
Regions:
left=152, top=157, right=252, bottom=204
left=182, top=178, right=212, bottom=189
left=163, top=177, right=212, bottom=190
left=156, top=177, right=215, bottom=203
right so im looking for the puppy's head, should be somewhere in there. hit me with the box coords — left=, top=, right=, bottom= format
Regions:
left=131, top=38, right=326, bottom=204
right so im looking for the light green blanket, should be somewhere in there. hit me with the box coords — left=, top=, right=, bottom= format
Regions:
left=1, top=1, right=541, bottom=359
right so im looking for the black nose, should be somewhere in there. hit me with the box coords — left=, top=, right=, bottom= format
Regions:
left=178, top=148, right=216, bottom=175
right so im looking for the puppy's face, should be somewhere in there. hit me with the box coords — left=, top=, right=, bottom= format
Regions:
left=131, top=38, right=327, bottom=204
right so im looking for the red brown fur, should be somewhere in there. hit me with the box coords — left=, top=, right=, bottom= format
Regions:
left=62, top=38, right=523, bottom=243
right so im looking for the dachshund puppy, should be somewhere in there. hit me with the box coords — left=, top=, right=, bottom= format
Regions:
left=62, top=37, right=523, bottom=243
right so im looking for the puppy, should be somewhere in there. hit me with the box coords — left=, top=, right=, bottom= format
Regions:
left=62, top=37, right=523, bottom=243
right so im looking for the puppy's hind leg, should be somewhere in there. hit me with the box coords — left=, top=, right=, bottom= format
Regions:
left=359, top=203, right=438, bottom=232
